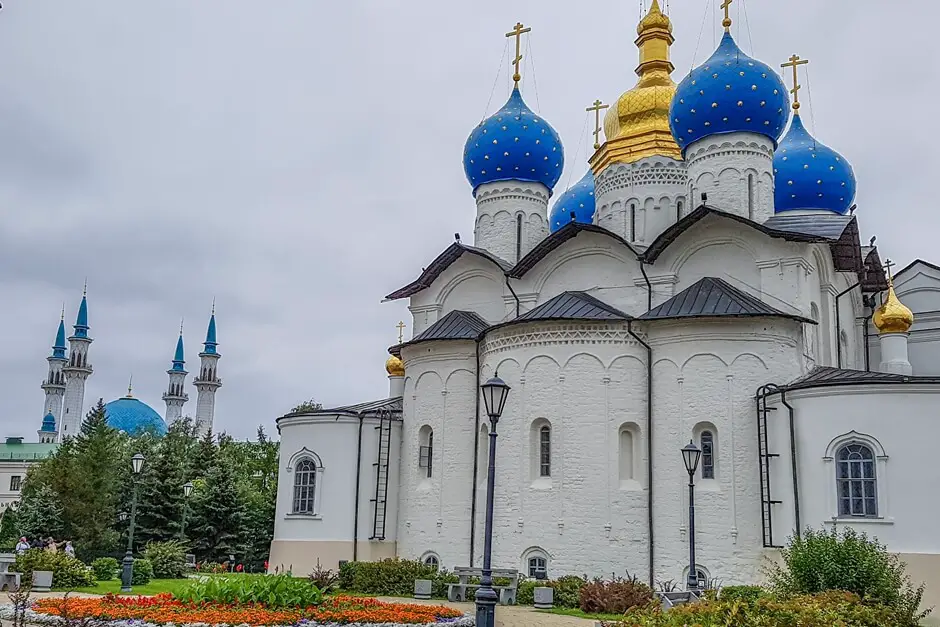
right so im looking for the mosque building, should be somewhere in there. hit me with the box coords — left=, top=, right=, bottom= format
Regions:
left=271, top=1, right=940, bottom=606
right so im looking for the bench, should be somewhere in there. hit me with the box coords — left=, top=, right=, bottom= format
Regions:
left=447, top=567, right=519, bottom=605
left=0, top=554, right=19, bottom=591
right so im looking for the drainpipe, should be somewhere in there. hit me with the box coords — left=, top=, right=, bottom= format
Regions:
left=834, top=282, right=860, bottom=368
left=627, top=318, right=654, bottom=588
left=352, top=412, right=365, bottom=561
left=778, top=388, right=801, bottom=537
left=505, top=275, right=521, bottom=318
left=469, top=339, right=482, bottom=566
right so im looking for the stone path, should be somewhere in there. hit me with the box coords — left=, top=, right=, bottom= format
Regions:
left=379, top=597, right=596, bottom=627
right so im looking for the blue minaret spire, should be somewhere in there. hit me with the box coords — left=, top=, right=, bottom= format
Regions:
left=193, top=300, right=222, bottom=437
left=52, top=306, right=67, bottom=359
left=73, top=281, right=90, bottom=339
left=203, top=300, right=218, bottom=355
left=172, top=321, right=186, bottom=371
left=163, top=319, right=189, bottom=426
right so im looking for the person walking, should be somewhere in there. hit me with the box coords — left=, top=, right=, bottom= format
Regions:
left=14, top=537, right=29, bottom=554
left=63, top=541, right=75, bottom=558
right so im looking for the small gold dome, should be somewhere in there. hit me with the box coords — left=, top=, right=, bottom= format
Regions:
left=591, top=0, right=681, bottom=171
left=873, top=282, right=914, bottom=334
left=385, top=354, right=405, bottom=377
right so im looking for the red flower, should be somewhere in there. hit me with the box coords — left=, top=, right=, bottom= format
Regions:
left=236, top=564, right=244, bottom=572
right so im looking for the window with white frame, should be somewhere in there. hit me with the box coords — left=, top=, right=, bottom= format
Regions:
left=539, top=425, right=551, bottom=477
left=418, top=425, right=433, bottom=478
left=700, top=430, right=715, bottom=479
left=292, top=459, right=317, bottom=514
left=836, top=443, right=877, bottom=517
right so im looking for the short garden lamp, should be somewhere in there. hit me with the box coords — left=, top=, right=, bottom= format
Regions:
left=183, top=481, right=194, bottom=498
left=476, top=373, right=511, bottom=627
left=681, top=441, right=702, bottom=591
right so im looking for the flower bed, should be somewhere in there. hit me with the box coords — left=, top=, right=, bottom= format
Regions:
left=3, top=594, right=470, bottom=627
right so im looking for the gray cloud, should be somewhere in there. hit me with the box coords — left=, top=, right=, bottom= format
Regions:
left=0, top=0, right=932, bottom=438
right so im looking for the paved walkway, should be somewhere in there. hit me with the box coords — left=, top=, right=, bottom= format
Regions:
left=378, top=597, right=597, bottom=627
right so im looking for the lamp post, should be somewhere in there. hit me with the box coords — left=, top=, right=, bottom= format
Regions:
left=180, top=481, right=194, bottom=540
left=681, top=441, right=702, bottom=591
left=475, top=374, right=511, bottom=627
left=120, top=453, right=145, bottom=593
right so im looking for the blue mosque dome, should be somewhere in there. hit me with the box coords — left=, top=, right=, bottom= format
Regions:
left=670, top=32, right=790, bottom=154
left=105, top=396, right=167, bottom=436
left=549, top=171, right=595, bottom=232
left=773, top=114, right=856, bottom=215
left=41, top=413, right=56, bottom=433
left=463, top=87, right=565, bottom=195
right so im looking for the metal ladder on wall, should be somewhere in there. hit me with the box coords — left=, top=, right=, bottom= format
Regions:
left=755, top=385, right=783, bottom=548
left=370, top=410, right=392, bottom=541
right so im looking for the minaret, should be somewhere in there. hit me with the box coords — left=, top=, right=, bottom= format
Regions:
left=39, top=308, right=68, bottom=441
left=61, top=286, right=93, bottom=439
left=192, top=306, right=221, bottom=437
left=386, top=321, right=406, bottom=397
left=163, top=321, right=189, bottom=426
left=873, top=260, right=914, bottom=376
left=38, top=412, right=58, bottom=444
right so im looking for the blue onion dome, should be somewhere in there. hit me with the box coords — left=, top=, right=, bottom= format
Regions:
left=463, top=87, right=565, bottom=195
left=773, top=114, right=856, bottom=215
left=670, top=32, right=790, bottom=154
left=104, top=396, right=167, bottom=436
left=41, top=413, right=56, bottom=433
left=549, top=171, right=595, bottom=232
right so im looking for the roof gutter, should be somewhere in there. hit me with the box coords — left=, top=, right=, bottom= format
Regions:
left=628, top=316, right=654, bottom=588
left=469, top=339, right=482, bottom=565
left=505, top=275, right=521, bottom=318
left=352, top=411, right=365, bottom=561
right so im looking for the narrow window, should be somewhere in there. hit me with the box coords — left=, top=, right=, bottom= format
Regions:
left=9, top=476, right=21, bottom=492
left=515, top=214, right=523, bottom=262
left=419, top=426, right=434, bottom=478
left=837, top=444, right=877, bottom=517
left=292, top=459, right=317, bottom=514
left=676, top=199, right=684, bottom=222
left=630, top=204, right=636, bottom=241
left=701, top=431, right=715, bottom=479
left=619, top=428, right=635, bottom=481
left=528, top=556, right=548, bottom=579
left=747, top=173, right=755, bottom=220
left=539, top=425, right=551, bottom=477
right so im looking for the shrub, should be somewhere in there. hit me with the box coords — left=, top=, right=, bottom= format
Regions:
left=174, top=573, right=323, bottom=608
left=196, top=561, right=228, bottom=574
left=90, top=557, right=119, bottom=581
left=517, top=579, right=536, bottom=605
left=343, top=558, right=444, bottom=597
left=12, top=549, right=96, bottom=589
left=766, top=527, right=929, bottom=626
left=337, top=560, right=359, bottom=591
left=308, top=560, right=339, bottom=594
left=516, top=575, right=586, bottom=609
left=720, top=584, right=767, bottom=604
left=143, top=540, right=187, bottom=579
left=132, top=557, right=154, bottom=585
left=579, top=573, right=652, bottom=614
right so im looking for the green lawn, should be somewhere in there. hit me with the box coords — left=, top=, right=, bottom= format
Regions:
left=56, top=578, right=191, bottom=596
left=539, top=607, right=628, bottom=621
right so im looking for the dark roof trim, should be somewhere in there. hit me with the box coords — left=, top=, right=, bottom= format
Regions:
left=508, top=222, right=639, bottom=279
left=485, top=291, right=632, bottom=334
left=640, top=205, right=864, bottom=273
left=639, top=276, right=814, bottom=324
left=398, top=310, right=489, bottom=350
left=779, top=366, right=940, bottom=392
left=384, top=243, right=512, bottom=301
left=279, top=396, right=403, bottom=420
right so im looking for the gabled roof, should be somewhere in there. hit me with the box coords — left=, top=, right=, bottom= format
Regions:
left=639, top=277, right=813, bottom=323
left=384, top=243, right=512, bottom=301
left=641, top=206, right=864, bottom=273
left=783, top=366, right=940, bottom=391
left=508, top=222, right=638, bottom=279
left=895, top=258, right=940, bottom=279
left=401, top=310, right=489, bottom=349
left=861, top=247, right=889, bottom=293
left=515, top=291, right=632, bottom=322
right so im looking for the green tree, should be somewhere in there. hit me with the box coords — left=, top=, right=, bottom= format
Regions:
left=290, top=399, right=322, bottom=413
left=189, top=448, right=243, bottom=562
left=135, top=419, right=198, bottom=546
left=15, top=484, right=64, bottom=540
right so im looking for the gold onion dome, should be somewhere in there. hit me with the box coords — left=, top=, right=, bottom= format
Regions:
left=591, top=0, right=681, bottom=172
left=385, top=354, right=405, bottom=377
left=873, top=280, right=914, bottom=335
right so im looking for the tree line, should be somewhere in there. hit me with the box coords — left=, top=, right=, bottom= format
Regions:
left=0, top=400, right=278, bottom=569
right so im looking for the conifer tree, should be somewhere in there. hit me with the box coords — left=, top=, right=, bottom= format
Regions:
left=135, top=419, right=197, bottom=545
left=15, top=484, right=64, bottom=540
left=189, top=441, right=243, bottom=562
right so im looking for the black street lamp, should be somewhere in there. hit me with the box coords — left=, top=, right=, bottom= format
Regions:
left=180, top=481, right=194, bottom=540
left=476, top=374, right=511, bottom=627
left=681, top=441, right=702, bottom=591
left=120, top=453, right=145, bottom=593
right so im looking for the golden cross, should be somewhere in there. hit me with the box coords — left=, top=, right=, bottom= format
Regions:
left=505, top=22, right=531, bottom=86
left=884, top=258, right=895, bottom=284
left=720, top=0, right=733, bottom=31
left=781, top=54, right=810, bottom=112
left=396, top=321, right=406, bottom=344
left=586, top=99, right=610, bottom=150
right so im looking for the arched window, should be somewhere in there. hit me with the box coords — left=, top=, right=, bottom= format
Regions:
left=422, top=553, right=440, bottom=571
left=810, top=303, right=821, bottom=361
left=837, top=443, right=877, bottom=517
left=527, top=554, right=548, bottom=579
left=292, top=459, right=317, bottom=514
left=418, top=425, right=433, bottom=478
left=676, top=198, right=684, bottom=221
left=630, top=203, right=637, bottom=241
left=530, top=419, right=553, bottom=481
left=839, top=330, right=850, bottom=368
left=618, top=423, right=640, bottom=484
left=747, top=173, right=755, bottom=220
left=700, top=431, right=715, bottom=479
left=515, top=214, right=523, bottom=262
left=539, top=426, right=551, bottom=477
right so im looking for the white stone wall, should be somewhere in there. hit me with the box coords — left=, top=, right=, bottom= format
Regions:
left=593, top=157, right=688, bottom=245
left=271, top=412, right=401, bottom=573
left=685, top=132, right=775, bottom=223
left=473, top=181, right=549, bottom=265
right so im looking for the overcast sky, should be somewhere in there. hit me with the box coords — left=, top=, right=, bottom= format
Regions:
left=0, top=0, right=932, bottom=439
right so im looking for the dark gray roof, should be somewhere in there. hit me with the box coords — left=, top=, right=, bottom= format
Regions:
left=516, top=291, right=632, bottom=322
left=280, top=396, right=402, bottom=420
left=895, top=258, right=940, bottom=279
left=641, top=206, right=864, bottom=274
left=385, top=243, right=512, bottom=301
left=861, top=247, right=889, bottom=293
left=640, top=277, right=813, bottom=323
left=508, top=222, right=638, bottom=279
left=401, top=310, right=489, bottom=348
left=783, top=367, right=940, bottom=391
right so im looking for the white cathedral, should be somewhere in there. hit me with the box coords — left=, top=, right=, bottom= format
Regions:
left=270, top=2, right=940, bottom=606
left=37, top=290, right=223, bottom=442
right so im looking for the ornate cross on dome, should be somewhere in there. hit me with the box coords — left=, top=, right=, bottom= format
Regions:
left=396, top=321, right=406, bottom=344
left=884, top=258, right=896, bottom=284
left=586, top=99, right=610, bottom=150
left=720, top=0, right=733, bottom=31
left=781, top=54, right=809, bottom=112
left=505, top=22, right=531, bottom=86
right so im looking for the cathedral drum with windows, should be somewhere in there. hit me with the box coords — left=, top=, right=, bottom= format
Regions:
left=271, top=1, right=940, bottom=607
